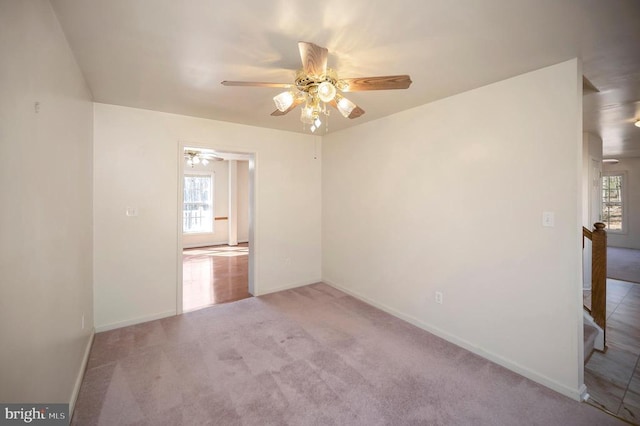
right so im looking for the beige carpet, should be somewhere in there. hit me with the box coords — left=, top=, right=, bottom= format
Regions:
left=72, top=283, right=623, bottom=425
left=608, top=246, right=640, bottom=284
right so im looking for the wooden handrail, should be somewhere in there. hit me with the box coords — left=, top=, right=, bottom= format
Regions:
left=582, top=226, right=592, bottom=249
left=590, top=222, right=607, bottom=339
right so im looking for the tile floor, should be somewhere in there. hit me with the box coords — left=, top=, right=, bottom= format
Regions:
left=584, top=279, right=640, bottom=424
left=182, top=243, right=250, bottom=312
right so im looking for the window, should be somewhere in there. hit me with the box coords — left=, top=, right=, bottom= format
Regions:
left=183, top=174, right=214, bottom=233
left=601, top=172, right=625, bottom=232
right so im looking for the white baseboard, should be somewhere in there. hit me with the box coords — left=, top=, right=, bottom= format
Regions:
left=70, top=329, right=94, bottom=417
left=579, top=384, right=589, bottom=401
left=323, top=279, right=584, bottom=402
left=183, top=240, right=249, bottom=249
left=95, top=310, right=176, bottom=333
left=257, top=278, right=323, bottom=296
left=183, top=241, right=229, bottom=249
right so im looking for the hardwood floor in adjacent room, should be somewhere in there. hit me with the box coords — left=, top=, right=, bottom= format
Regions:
left=182, top=243, right=250, bottom=311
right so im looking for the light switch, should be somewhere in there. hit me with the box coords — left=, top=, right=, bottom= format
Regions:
left=126, top=207, right=138, bottom=217
left=542, top=211, right=554, bottom=227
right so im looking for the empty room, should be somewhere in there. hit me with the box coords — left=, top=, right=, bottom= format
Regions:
left=2, top=0, right=639, bottom=424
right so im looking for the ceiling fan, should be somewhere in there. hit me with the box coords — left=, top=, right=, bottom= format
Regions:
left=184, top=149, right=223, bottom=167
left=221, top=41, right=412, bottom=132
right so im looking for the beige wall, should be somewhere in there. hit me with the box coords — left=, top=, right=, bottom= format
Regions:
left=0, top=0, right=94, bottom=406
left=322, top=60, right=584, bottom=399
left=93, top=104, right=321, bottom=331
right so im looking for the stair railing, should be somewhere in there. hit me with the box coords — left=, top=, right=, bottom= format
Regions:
left=583, top=222, right=607, bottom=341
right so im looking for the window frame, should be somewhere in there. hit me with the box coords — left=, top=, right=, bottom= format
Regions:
left=182, top=171, right=215, bottom=235
left=601, top=171, right=627, bottom=234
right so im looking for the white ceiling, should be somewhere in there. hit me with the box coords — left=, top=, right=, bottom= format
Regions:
left=50, top=0, right=640, bottom=157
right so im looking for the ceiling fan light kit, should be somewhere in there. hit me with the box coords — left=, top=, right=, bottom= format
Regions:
left=317, top=81, right=337, bottom=103
left=222, top=41, right=412, bottom=134
left=335, top=94, right=356, bottom=118
left=273, top=91, right=296, bottom=112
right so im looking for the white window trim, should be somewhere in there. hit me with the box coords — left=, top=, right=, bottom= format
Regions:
left=602, top=170, right=627, bottom=235
left=183, top=171, right=215, bottom=235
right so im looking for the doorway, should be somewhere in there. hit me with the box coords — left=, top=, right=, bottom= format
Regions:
left=177, top=145, right=255, bottom=313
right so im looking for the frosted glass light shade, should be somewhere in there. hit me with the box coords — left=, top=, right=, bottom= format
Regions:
left=317, top=82, right=337, bottom=103
left=300, top=105, right=315, bottom=124
left=336, top=95, right=356, bottom=118
left=273, top=91, right=295, bottom=112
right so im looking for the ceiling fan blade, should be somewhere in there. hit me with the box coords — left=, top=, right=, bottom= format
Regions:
left=221, top=81, right=294, bottom=89
left=348, top=105, right=365, bottom=119
left=339, top=75, right=412, bottom=92
left=270, top=97, right=305, bottom=116
left=298, top=41, right=328, bottom=76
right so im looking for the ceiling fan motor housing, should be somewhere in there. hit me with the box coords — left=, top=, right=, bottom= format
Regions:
left=295, top=68, right=338, bottom=93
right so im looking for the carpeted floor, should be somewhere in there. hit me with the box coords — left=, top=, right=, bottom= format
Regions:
left=72, top=283, right=623, bottom=425
left=608, top=246, right=640, bottom=284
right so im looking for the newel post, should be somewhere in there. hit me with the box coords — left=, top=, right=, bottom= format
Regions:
left=591, top=222, right=607, bottom=335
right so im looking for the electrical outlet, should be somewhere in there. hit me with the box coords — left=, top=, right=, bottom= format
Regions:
left=435, top=291, right=443, bottom=304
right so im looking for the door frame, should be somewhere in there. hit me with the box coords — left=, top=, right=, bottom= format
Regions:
left=176, top=141, right=256, bottom=314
